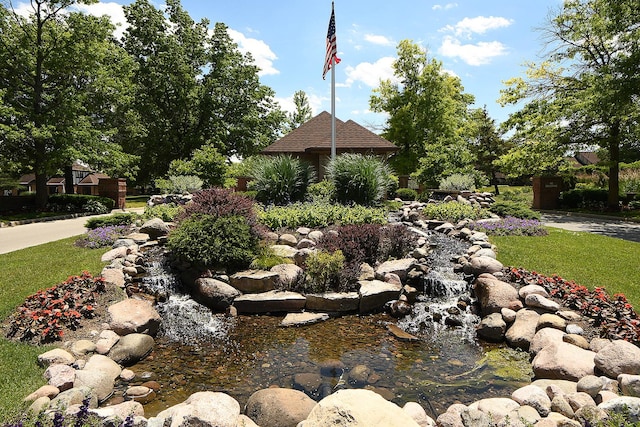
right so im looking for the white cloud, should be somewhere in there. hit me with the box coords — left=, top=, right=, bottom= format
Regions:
left=74, top=2, right=128, bottom=40
left=438, top=36, right=508, bottom=66
left=344, top=57, right=398, bottom=88
left=227, top=28, right=279, bottom=76
left=364, top=34, right=394, bottom=47
left=443, top=16, right=513, bottom=38
left=432, top=3, right=458, bottom=11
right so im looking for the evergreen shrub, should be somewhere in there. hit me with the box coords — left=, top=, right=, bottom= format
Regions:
left=559, top=188, right=609, bottom=209
left=250, top=155, right=315, bottom=205
left=47, top=194, right=115, bottom=213
left=395, top=188, right=418, bottom=201
left=85, top=213, right=136, bottom=229
left=327, top=154, right=393, bottom=206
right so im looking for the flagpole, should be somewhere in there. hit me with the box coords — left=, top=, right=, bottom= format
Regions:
left=331, top=55, right=336, bottom=160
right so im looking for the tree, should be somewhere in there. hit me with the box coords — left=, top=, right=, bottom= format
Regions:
left=464, top=107, right=511, bottom=194
left=370, top=40, right=475, bottom=186
left=0, top=0, right=138, bottom=208
left=168, top=144, right=228, bottom=188
left=286, top=90, right=313, bottom=132
left=122, top=0, right=286, bottom=186
left=500, top=0, right=640, bottom=209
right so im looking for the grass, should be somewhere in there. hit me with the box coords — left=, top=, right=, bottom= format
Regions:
left=492, top=228, right=640, bottom=309
left=0, top=236, right=106, bottom=419
left=0, top=211, right=63, bottom=223
left=125, top=195, right=150, bottom=209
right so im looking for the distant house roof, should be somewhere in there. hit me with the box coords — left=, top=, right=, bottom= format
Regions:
left=575, top=151, right=600, bottom=166
left=19, top=174, right=36, bottom=185
left=78, top=173, right=110, bottom=186
left=46, top=177, right=65, bottom=186
left=262, top=111, right=398, bottom=154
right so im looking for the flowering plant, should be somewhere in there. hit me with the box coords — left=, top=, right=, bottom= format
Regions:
left=473, top=217, right=548, bottom=236
left=6, top=272, right=106, bottom=343
left=507, top=267, right=640, bottom=343
left=75, top=225, right=130, bottom=249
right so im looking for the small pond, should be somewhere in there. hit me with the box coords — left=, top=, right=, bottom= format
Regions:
left=122, top=230, right=533, bottom=419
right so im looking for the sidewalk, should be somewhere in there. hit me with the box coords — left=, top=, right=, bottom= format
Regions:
left=541, top=212, right=640, bottom=243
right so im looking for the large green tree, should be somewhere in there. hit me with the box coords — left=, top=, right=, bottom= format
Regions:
left=286, top=90, right=313, bottom=132
left=0, top=0, right=138, bottom=208
left=500, top=0, right=640, bottom=209
left=122, top=0, right=285, bottom=186
left=370, top=40, right=475, bottom=186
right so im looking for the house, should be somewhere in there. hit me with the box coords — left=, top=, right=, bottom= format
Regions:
left=261, top=111, right=398, bottom=180
left=14, top=162, right=109, bottom=195
left=565, top=151, right=601, bottom=168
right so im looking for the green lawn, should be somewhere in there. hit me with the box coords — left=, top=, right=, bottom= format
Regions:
left=492, top=228, right=640, bottom=309
left=0, top=236, right=105, bottom=419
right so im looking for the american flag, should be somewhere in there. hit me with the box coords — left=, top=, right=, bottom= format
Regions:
left=322, top=3, right=341, bottom=80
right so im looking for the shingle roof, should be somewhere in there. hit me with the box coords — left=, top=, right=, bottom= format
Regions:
left=78, top=173, right=110, bottom=186
left=262, top=111, right=398, bottom=154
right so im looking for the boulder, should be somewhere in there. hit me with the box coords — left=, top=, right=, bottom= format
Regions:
left=473, top=274, right=519, bottom=315
left=101, top=267, right=126, bottom=288
left=518, top=284, right=549, bottom=299
left=305, top=292, right=360, bottom=312
left=83, top=354, right=122, bottom=380
left=101, top=247, right=129, bottom=262
left=278, top=233, right=298, bottom=247
left=576, top=375, right=604, bottom=399
left=245, top=388, right=316, bottom=427
left=270, top=244, right=299, bottom=259
left=74, top=369, right=114, bottom=403
left=462, top=256, right=503, bottom=276
left=536, top=313, right=567, bottom=331
left=280, top=312, right=329, bottom=327
left=476, top=313, right=506, bottom=342
left=90, top=401, right=144, bottom=421
left=594, top=339, right=640, bottom=378
left=95, top=330, right=120, bottom=355
left=148, top=391, right=241, bottom=427
left=511, top=384, right=551, bottom=416
left=618, top=374, right=640, bottom=397
left=358, top=280, right=402, bottom=314
left=470, top=397, right=520, bottom=421
left=108, top=333, right=154, bottom=366
left=24, top=385, right=60, bottom=402
left=532, top=342, right=595, bottom=381
left=70, top=339, right=96, bottom=356
left=108, top=299, right=161, bottom=336
left=194, top=278, right=241, bottom=311
left=233, top=291, right=306, bottom=314
left=375, top=258, right=417, bottom=281
left=598, top=396, right=640, bottom=422
left=530, top=327, right=565, bottom=356
left=563, top=334, right=590, bottom=350
left=524, top=294, right=560, bottom=312
left=299, top=389, right=420, bottom=427
left=38, top=348, right=75, bottom=367
left=139, top=218, right=170, bottom=239
left=50, top=386, right=97, bottom=411
left=505, top=309, right=540, bottom=350
left=44, top=364, right=75, bottom=391
left=270, top=264, right=303, bottom=287
left=229, top=270, right=279, bottom=293
left=403, top=401, right=435, bottom=427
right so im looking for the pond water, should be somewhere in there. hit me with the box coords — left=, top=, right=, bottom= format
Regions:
left=123, top=230, right=533, bottom=419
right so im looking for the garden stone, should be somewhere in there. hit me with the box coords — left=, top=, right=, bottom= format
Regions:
left=531, top=379, right=578, bottom=396
left=518, top=284, right=549, bottom=299
left=83, top=354, right=122, bottom=380
left=38, top=348, right=75, bottom=367
left=566, top=392, right=596, bottom=411
left=125, top=385, right=156, bottom=404
left=536, top=313, right=566, bottom=331
left=90, top=401, right=144, bottom=421
left=271, top=264, right=303, bottom=287
left=460, top=407, right=492, bottom=427
left=120, top=369, right=136, bottom=381
left=139, top=218, right=170, bottom=240
left=530, top=327, right=565, bottom=356
left=147, top=391, right=241, bottom=427
left=305, top=292, right=360, bottom=312
left=300, top=389, right=420, bottom=427
left=505, top=308, right=540, bottom=350
left=501, top=307, right=516, bottom=323
left=463, top=256, right=503, bottom=276
left=358, top=280, right=402, bottom=313
left=50, top=386, right=97, bottom=411
left=44, top=364, right=75, bottom=391
left=476, top=313, right=506, bottom=342
left=546, top=412, right=581, bottom=426
left=474, top=274, right=520, bottom=315
left=108, top=333, right=154, bottom=366
left=245, top=388, right=316, bottom=427
left=470, top=397, right=520, bottom=421
left=74, top=369, right=114, bottom=403
left=307, top=230, right=324, bottom=242
left=271, top=244, right=299, bottom=259
left=112, top=238, right=136, bottom=249
left=101, top=267, right=125, bottom=288
left=532, top=342, right=595, bottom=381
left=565, top=324, right=584, bottom=335
left=435, top=410, right=463, bottom=427
left=504, top=405, right=541, bottom=426
left=101, top=246, right=129, bottom=262
left=278, top=233, right=298, bottom=247
left=512, top=384, right=552, bottom=416
left=551, top=395, right=575, bottom=418
left=28, top=396, right=50, bottom=414
left=525, top=293, right=560, bottom=312
left=598, top=397, right=640, bottom=422
left=124, top=233, right=148, bottom=244
left=24, top=385, right=59, bottom=402
left=375, top=258, right=416, bottom=281
left=349, top=365, right=371, bottom=386
left=589, top=338, right=611, bottom=353
left=280, top=312, right=329, bottom=327
left=402, top=401, right=435, bottom=427
left=95, top=330, right=120, bottom=354
left=597, top=390, right=619, bottom=404
left=594, top=339, right=640, bottom=378
left=194, top=278, right=240, bottom=310
left=563, top=334, right=590, bottom=349
left=108, top=298, right=161, bottom=336
left=574, top=405, right=608, bottom=425
left=296, top=227, right=311, bottom=235
left=470, top=248, right=496, bottom=259
left=233, top=290, right=306, bottom=314
left=412, top=246, right=430, bottom=259
left=618, top=374, right=640, bottom=397
left=296, top=238, right=316, bottom=249
left=70, top=339, right=96, bottom=356
left=557, top=310, right=582, bottom=322
left=577, top=375, right=604, bottom=398
left=229, top=270, right=279, bottom=293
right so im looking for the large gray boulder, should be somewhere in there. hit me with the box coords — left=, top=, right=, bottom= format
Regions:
left=37, top=348, right=75, bottom=367
left=229, top=270, right=279, bottom=293
left=108, top=333, right=154, bottom=366
left=74, top=369, right=114, bottom=403
left=233, top=290, right=305, bottom=314
left=529, top=327, right=565, bottom=356
left=83, top=354, right=122, bottom=381
left=473, top=274, right=519, bottom=315
left=139, top=218, right=171, bottom=240
left=598, top=397, right=640, bottom=422
left=245, top=388, right=316, bottom=427
left=476, top=313, right=506, bottom=342
left=594, top=339, right=640, bottom=378
left=532, top=342, right=595, bottom=381
left=358, top=280, right=402, bottom=314
left=299, top=389, right=420, bottom=427
left=108, top=299, right=161, bottom=336
left=463, top=256, right=504, bottom=276
left=194, top=278, right=241, bottom=311
left=375, top=258, right=416, bottom=281
left=147, top=391, right=241, bottom=427
left=270, top=264, right=303, bottom=287
left=505, top=308, right=540, bottom=350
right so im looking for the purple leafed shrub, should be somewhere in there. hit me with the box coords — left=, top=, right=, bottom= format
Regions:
left=473, top=217, right=548, bottom=236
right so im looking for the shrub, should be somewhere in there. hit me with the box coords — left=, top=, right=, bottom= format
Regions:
left=155, top=175, right=203, bottom=194
left=318, top=224, right=381, bottom=265
left=490, top=201, right=540, bottom=220
left=378, top=224, right=418, bottom=260
left=144, top=203, right=183, bottom=222
left=250, top=245, right=293, bottom=270
left=47, top=194, right=115, bottom=213
left=559, top=188, right=609, bottom=209
left=421, top=201, right=491, bottom=222
left=75, top=225, right=130, bottom=248
left=473, top=217, right=548, bottom=236
left=439, top=173, right=476, bottom=192
left=257, top=202, right=387, bottom=230
left=326, top=154, right=393, bottom=206
left=250, top=155, right=315, bottom=205
left=395, top=188, right=418, bottom=201
left=85, top=213, right=136, bottom=229
left=307, top=180, right=335, bottom=203
left=167, top=214, right=258, bottom=273
left=304, top=250, right=346, bottom=293
left=499, top=187, right=533, bottom=204
left=620, top=168, right=640, bottom=194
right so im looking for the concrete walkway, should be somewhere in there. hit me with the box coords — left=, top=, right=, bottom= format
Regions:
left=541, top=212, right=640, bottom=243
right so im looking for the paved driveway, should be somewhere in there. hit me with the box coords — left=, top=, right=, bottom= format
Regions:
left=541, top=212, right=640, bottom=243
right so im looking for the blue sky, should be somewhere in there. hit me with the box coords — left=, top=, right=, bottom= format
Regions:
left=19, top=0, right=563, bottom=130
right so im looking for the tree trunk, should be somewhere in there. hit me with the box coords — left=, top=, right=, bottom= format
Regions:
left=608, top=121, right=620, bottom=211
left=492, top=172, right=500, bottom=195
left=35, top=171, right=48, bottom=210
left=64, top=165, right=75, bottom=194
